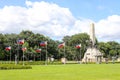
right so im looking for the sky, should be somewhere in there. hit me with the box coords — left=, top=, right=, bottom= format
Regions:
left=0, top=0, right=120, bottom=42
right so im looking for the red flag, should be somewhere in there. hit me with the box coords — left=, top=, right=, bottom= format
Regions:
left=36, top=49, right=41, bottom=53
left=17, top=39, right=24, bottom=45
left=22, top=47, right=27, bottom=52
left=75, top=44, right=81, bottom=49
left=58, top=42, right=65, bottom=48
left=5, top=46, right=11, bottom=51
left=40, top=41, right=47, bottom=47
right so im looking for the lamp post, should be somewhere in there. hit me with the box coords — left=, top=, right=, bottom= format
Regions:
left=40, top=41, right=47, bottom=65
left=17, top=39, right=25, bottom=64
left=5, top=46, right=11, bottom=63
left=22, top=47, right=27, bottom=66
left=23, top=51, right=25, bottom=66
left=75, top=43, right=82, bottom=64
left=17, top=39, right=19, bottom=64
left=79, top=47, right=81, bottom=64
left=45, top=43, right=48, bottom=65
left=36, top=49, right=41, bottom=62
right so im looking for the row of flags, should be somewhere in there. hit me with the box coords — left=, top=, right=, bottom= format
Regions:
left=39, top=41, right=81, bottom=49
left=5, top=40, right=81, bottom=51
left=17, top=39, right=81, bottom=49
left=5, top=46, right=27, bottom=51
left=58, top=42, right=81, bottom=49
left=5, top=46, right=41, bottom=53
left=5, top=39, right=25, bottom=51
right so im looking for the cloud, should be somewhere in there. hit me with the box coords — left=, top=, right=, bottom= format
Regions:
left=95, top=15, right=120, bottom=42
left=69, top=15, right=120, bottom=42
left=0, top=1, right=120, bottom=42
left=0, top=1, right=75, bottom=37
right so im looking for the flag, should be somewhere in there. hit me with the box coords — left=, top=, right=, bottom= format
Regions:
left=22, top=47, right=27, bottom=52
left=40, top=41, right=47, bottom=47
left=36, top=49, right=41, bottom=53
left=58, top=42, right=65, bottom=48
left=5, top=46, right=11, bottom=51
left=75, top=44, right=81, bottom=49
left=17, top=39, right=24, bottom=45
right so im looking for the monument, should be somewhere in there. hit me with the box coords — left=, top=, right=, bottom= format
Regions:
left=82, top=23, right=103, bottom=63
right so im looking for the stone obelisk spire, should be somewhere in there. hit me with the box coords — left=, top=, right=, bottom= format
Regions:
left=82, top=23, right=103, bottom=63
left=90, top=23, right=95, bottom=46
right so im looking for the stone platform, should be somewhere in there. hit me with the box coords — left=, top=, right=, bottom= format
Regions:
left=82, top=47, right=103, bottom=63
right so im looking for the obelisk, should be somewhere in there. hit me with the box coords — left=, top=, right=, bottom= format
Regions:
left=90, top=23, right=95, bottom=46
left=82, top=23, right=103, bottom=63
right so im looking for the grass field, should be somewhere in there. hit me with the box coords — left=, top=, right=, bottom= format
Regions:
left=0, top=64, right=120, bottom=80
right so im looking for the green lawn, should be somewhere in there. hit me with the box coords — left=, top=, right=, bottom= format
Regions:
left=0, top=64, right=120, bottom=80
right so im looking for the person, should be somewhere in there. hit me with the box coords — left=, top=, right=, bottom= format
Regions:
left=112, top=57, right=115, bottom=64
left=50, top=57, right=54, bottom=63
left=85, top=57, right=87, bottom=64
left=105, top=58, right=108, bottom=64
left=61, top=57, right=66, bottom=64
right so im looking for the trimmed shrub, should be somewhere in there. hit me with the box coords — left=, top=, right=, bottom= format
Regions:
left=0, top=64, right=32, bottom=70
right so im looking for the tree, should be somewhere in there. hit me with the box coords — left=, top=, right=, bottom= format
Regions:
left=58, top=33, right=90, bottom=60
left=1, top=30, right=120, bottom=62
left=68, top=33, right=90, bottom=59
left=62, top=36, right=71, bottom=46
left=98, top=41, right=120, bottom=59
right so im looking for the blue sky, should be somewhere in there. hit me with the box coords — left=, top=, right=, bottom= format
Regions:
left=0, top=0, right=120, bottom=42
left=1, top=0, right=120, bottom=21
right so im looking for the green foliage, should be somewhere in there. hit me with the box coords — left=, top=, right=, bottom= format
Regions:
left=98, top=41, right=120, bottom=58
left=0, top=30, right=120, bottom=61
left=69, top=33, right=90, bottom=45
left=23, top=61, right=62, bottom=65
left=62, top=33, right=90, bottom=60
left=109, top=50, right=117, bottom=56
left=0, top=64, right=32, bottom=70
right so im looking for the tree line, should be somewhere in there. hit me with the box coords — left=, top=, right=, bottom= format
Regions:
left=0, top=30, right=120, bottom=61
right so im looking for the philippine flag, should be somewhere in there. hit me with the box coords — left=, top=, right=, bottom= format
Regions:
left=58, top=42, right=65, bottom=48
left=22, top=47, right=27, bottom=51
left=5, top=46, right=11, bottom=51
left=40, top=41, right=47, bottom=47
left=36, top=49, right=41, bottom=53
left=75, top=44, right=81, bottom=49
left=17, top=39, right=24, bottom=45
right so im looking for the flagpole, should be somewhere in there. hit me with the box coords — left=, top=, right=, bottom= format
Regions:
left=64, top=42, right=66, bottom=64
left=23, top=51, right=24, bottom=66
left=10, top=49, right=11, bottom=63
left=45, top=42, right=47, bottom=65
left=58, top=49, right=60, bottom=59
left=17, top=43, right=19, bottom=64
left=79, top=47, right=81, bottom=64
left=40, top=52, right=41, bottom=62
left=15, top=54, right=17, bottom=65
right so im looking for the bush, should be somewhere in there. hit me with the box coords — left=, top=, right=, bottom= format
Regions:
left=0, top=64, right=32, bottom=70
left=23, top=61, right=62, bottom=65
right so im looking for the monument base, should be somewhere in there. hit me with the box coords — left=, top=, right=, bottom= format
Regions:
left=82, top=47, right=103, bottom=63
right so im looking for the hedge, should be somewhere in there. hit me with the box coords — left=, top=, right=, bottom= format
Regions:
left=0, top=64, right=32, bottom=70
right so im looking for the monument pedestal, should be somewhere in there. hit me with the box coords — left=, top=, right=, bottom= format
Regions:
left=82, top=47, right=102, bottom=63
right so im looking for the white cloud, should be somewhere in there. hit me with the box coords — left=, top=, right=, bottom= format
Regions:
left=0, top=1, right=120, bottom=42
left=0, top=1, right=75, bottom=36
left=95, top=15, right=120, bottom=42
